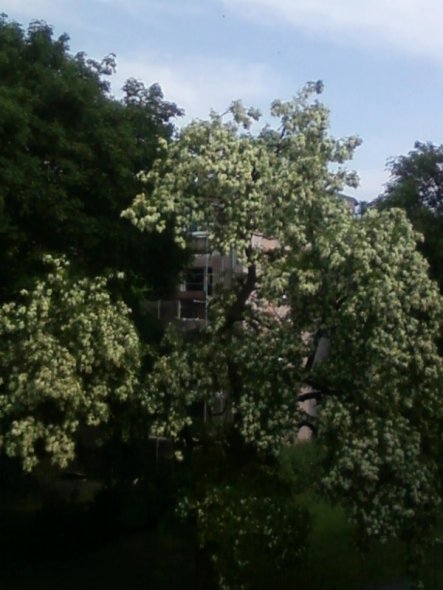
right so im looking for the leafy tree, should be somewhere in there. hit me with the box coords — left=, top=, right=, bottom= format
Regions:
left=377, top=141, right=443, bottom=291
left=0, top=256, right=142, bottom=472
left=0, top=17, right=186, bottom=322
left=311, top=208, right=443, bottom=561
left=124, top=85, right=443, bottom=586
left=178, top=471, right=311, bottom=590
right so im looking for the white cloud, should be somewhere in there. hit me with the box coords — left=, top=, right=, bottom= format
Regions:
left=222, top=0, right=443, bottom=63
left=7, top=0, right=443, bottom=64
left=112, top=54, right=277, bottom=120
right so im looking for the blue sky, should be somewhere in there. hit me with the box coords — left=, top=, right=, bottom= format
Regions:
left=4, top=0, right=443, bottom=201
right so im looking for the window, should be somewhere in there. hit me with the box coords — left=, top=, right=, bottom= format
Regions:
left=185, top=267, right=212, bottom=295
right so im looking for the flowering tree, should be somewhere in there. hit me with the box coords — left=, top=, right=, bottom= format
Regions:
left=124, top=82, right=360, bottom=444
left=304, top=208, right=443, bottom=552
left=0, top=257, right=141, bottom=471
left=123, top=84, right=443, bottom=586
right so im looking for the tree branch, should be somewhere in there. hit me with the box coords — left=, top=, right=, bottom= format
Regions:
left=224, top=247, right=257, bottom=329
left=298, top=390, right=322, bottom=403
left=298, top=418, right=318, bottom=435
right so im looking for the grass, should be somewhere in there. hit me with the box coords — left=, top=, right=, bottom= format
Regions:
left=301, top=499, right=404, bottom=589
left=294, top=496, right=443, bottom=590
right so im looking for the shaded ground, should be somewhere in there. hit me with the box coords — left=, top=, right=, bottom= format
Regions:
left=0, top=506, right=194, bottom=590
left=0, top=499, right=441, bottom=590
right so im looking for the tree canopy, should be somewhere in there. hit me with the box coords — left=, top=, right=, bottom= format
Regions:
left=0, top=17, right=442, bottom=584
left=377, top=141, right=443, bottom=292
left=124, top=84, right=443, bottom=584
left=0, top=256, right=142, bottom=472
left=0, top=17, right=186, bottom=313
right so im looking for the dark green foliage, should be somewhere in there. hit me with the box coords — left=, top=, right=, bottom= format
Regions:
left=377, top=141, right=443, bottom=291
left=279, top=441, right=324, bottom=493
left=0, top=17, right=186, bottom=328
left=181, top=462, right=311, bottom=590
